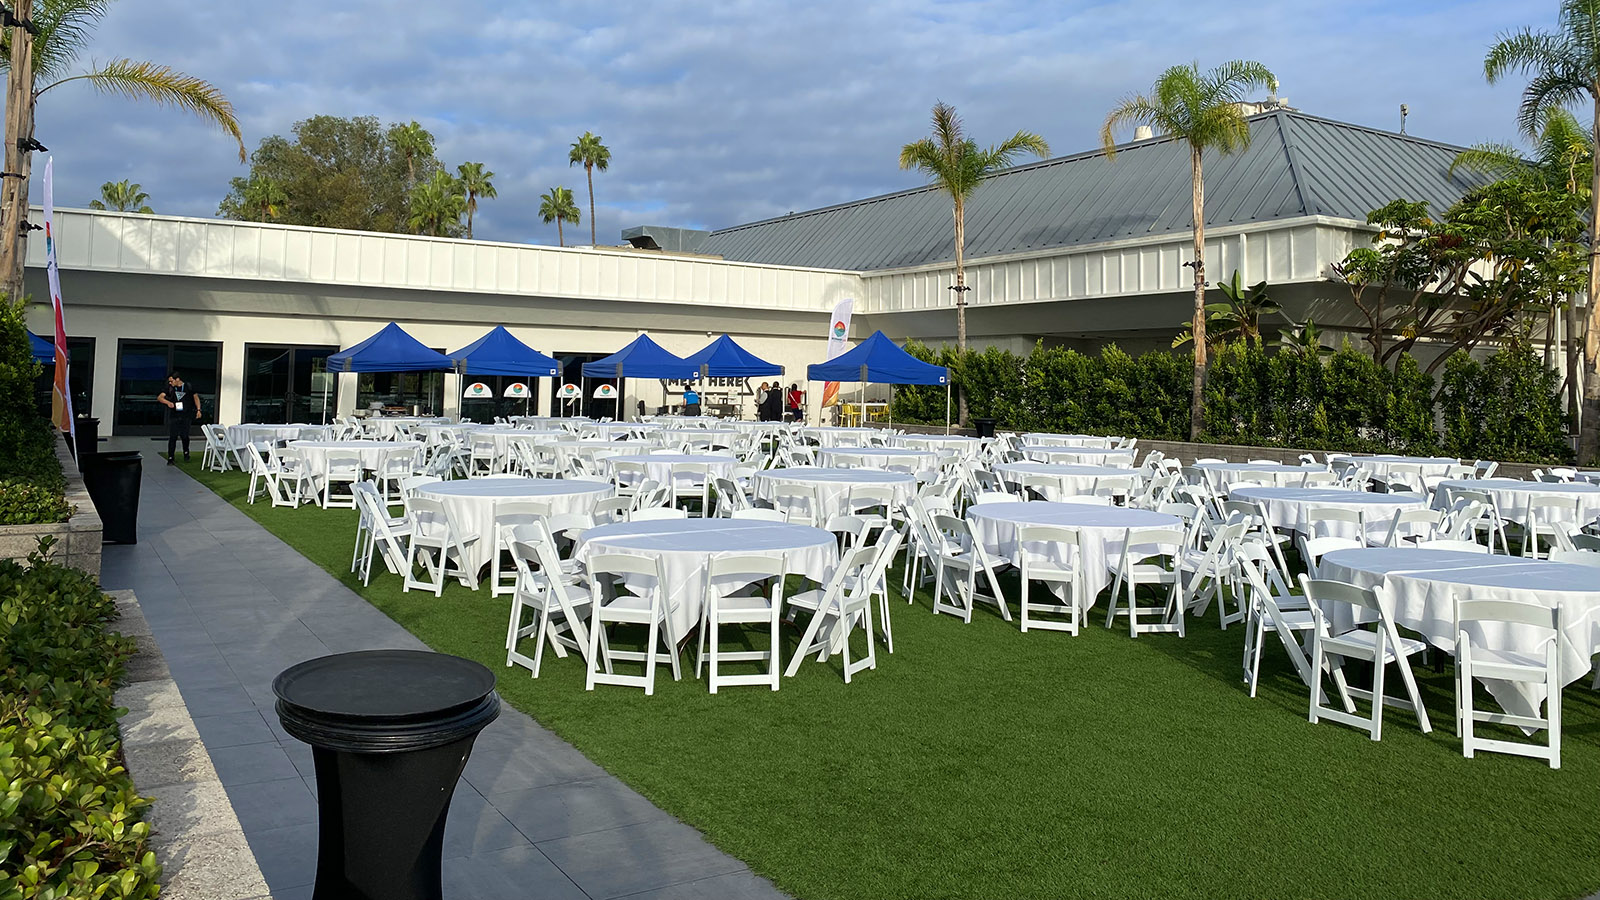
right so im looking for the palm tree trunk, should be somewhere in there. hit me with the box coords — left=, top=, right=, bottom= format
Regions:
left=466, top=196, right=475, bottom=240
left=953, top=199, right=969, bottom=427
left=0, top=0, right=38, bottom=305
left=1567, top=296, right=1580, bottom=421
left=1188, top=145, right=1207, bottom=442
left=1580, top=94, right=1600, bottom=465
left=556, top=219, right=564, bottom=248
left=587, top=164, right=597, bottom=247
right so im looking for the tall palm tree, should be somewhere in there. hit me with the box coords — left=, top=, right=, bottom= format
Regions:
left=1101, top=60, right=1276, bottom=440
left=0, top=0, right=246, bottom=301
left=87, top=178, right=152, bottom=213
left=568, top=131, right=610, bottom=246
left=538, top=186, right=580, bottom=247
left=1486, top=0, right=1600, bottom=463
left=391, top=120, right=432, bottom=187
left=239, top=175, right=287, bottom=223
left=407, top=170, right=464, bottom=237
left=898, top=101, right=1050, bottom=424
left=455, top=161, right=496, bottom=239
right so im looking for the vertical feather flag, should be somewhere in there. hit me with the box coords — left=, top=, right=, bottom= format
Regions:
left=43, top=159, right=75, bottom=445
left=820, top=298, right=853, bottom=407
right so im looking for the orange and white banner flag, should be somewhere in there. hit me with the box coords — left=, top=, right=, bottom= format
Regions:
left=821, top=298, right=853, bottom=407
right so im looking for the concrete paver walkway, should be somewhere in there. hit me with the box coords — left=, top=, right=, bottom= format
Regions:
left=101, top=453, right=785, bottom=900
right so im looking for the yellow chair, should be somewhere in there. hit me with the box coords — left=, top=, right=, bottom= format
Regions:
left=840, top=403, right=862, bottom=426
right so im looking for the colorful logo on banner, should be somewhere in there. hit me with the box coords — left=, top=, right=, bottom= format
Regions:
left=503, top=382, right=530, bottom=398
left=821, top=297, right=854, bottom=408
left=832, top=320, right=847, bottom=339
left=558, top=383, right=581, bottom=398
left=592, top=384, right=617, bottom=399
left=463, top=382, right=492, bottom=398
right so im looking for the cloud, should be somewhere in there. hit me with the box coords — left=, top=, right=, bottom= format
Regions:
left=32, top=0, right=1543, bottom=249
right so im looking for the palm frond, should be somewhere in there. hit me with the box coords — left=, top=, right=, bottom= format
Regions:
left=1516, top=69, right=1590, bottom=137
left=39, top=58, right=245, bottom=161
left=1449, top=142, right=1526, bottom=179
left=1485, top=28, right=1568, bottom=82
left=1100, top=95, right=1165, bottom=158
left=982, top=130, right=1051, bottom=170
left=1201, top=59, right=1277, bottom=104
left=0, top=0, right=113, bottom=81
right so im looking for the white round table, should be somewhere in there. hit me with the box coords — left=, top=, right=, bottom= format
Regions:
left=1230, top=486, right=1425, bottom=541
left=1022, top=433, right=1118, bottom=448
left=1319, top=547, right=1600, bottom=717
left=816, top=447, right=938, bottom=478
left=1190, top=462, right=1327, bottom=492
left=1332, top=454, right=1459, bottom=480
left=576, top=519, right=838, bottom=636
left=227, top=424, right=330, bottom=447
left=605, top=453, right=738, bottom=488
left=585, top=422, right=658, bottom=439
left=800, top=426, right=876, bottom=448
left=663, top=427, right=739, bottom=445
left=290, top=439, right=423, bottom=473
left=1021, top=445, right=1137, bottom=466
left=465, top=427, right=568, bottom=457
left=363, top=417, right=449, bottom=439
left=894, top=434, right=983, bottom=454
left=993, top=463, right=1136, bottom=501
left=966, top=501, right=1181, bottom=601
left=752, top=467, right=916, bottom=522
left=1432, top=478, right=1600, bottom=528
left=414, top=479, right=614, bottom=571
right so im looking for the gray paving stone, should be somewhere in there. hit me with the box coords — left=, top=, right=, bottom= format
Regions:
left=537, top=819, right=748, bottom=899
left=209, top=742, right=301, bottom=787
left=443, top=787, right=532, bottom=859
left=224, top=777, right=319, bottom=833
left=441, top=844, right=588, bottom=900
left=615, top=870, right=786, bottom=900
left=242, top=824, right=318, bottom=891
left=193, top=710, right=276, bottom=750
left=492, top=776, right=671, bottom=844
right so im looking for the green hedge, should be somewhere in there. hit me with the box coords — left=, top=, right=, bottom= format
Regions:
left=0, top=544, right=161, bottom=900
left=892, top=338, right=1573, bottom=464
left=0, top=300, right=69, bottom=526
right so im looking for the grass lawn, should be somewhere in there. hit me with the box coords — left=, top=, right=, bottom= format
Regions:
left=177, top=458, right=1600, bottom=900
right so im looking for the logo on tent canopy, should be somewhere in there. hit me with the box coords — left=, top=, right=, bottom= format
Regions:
left=463, top=382, right=491, bottom=398
left=593, top=384, right=617, bottom=399
left=557, top=383, right=581, bottom=398
left=504, top=382, right=530, bottom=398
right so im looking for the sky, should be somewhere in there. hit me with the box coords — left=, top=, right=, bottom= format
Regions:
left=27, top=0, right=1560, bottom=247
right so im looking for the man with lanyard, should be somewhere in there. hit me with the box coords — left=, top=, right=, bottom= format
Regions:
left=159, top=373, right=202, bottom=464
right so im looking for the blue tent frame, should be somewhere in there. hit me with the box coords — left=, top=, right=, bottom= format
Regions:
left=806, top=330, right=952, bottom=431
left=683, top=335, right=782, bottom=378
left=27, top=331, right=53, bottom=364
left=580, top=334, right=698, bottom=421
left=449, top=326, right=560, bottom=377
left=327, top=322, right=452, bottom=373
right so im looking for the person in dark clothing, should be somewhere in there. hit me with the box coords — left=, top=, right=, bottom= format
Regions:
left=785, top=384, right=802, bottom=421
left=682, top=387, right=701, bottom=417
left=159, top=373, right=202, bottom=464
left=763, top=383, right=783, bottom=422
left=755, top=382, right=771, bottom=421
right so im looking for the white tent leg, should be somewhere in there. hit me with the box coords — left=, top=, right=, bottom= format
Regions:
left=945, top=383, right=951, bottom=435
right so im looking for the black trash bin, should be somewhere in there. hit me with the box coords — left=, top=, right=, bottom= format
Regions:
left=973, top=417, right=997, bottom=438
left=72, top=416, right=98, bottom=461
left=82, top=451, right=141, bottom=544
left=274, top=650, right=499, bottom=900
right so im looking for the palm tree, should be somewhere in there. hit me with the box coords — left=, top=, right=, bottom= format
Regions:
left=239, top=175, right=287, bottom=223
left=1486, top=0, right=1600, bottom=463
left=898, top=101, right=1050, bottom=424
left=568, top=132, right=610, bottom=246
left=407, top=170, right=464, bottom=237
left=538, top=186, right=580, bottom=247
left=0, top=0, right=246, bottom=301
left=1101, top=60, right=1276, bottom=440
left=391, top=120, right=432, bottom=187
left=455, top=161, right=496, bottom=239
left=87, top=179, right=152, bottom=213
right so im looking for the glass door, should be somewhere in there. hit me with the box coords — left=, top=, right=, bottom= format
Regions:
left=114, top=340, right=222, bottom=435
left=460, top=374, right=543, bottom=423
left=554, top=353, right=616, bottom=419
left=243, top=344, right=337, bottom=424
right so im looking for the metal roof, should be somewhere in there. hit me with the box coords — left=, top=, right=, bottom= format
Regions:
left=700, top=111, right=1491, bottom=271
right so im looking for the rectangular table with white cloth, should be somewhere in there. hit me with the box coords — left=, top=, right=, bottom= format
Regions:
left=575, top=519, right=839, bottom=636
left=1319, top=547, right=1600, bottom=716
left=1431, top=478, right=1600, bottom=528
left=966, top=501, right=1182, bottom=602
left=413, top=478, right=615, bottom=571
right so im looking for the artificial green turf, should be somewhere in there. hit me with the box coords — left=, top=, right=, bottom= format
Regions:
left=177, top=458, right=1600, bottom=900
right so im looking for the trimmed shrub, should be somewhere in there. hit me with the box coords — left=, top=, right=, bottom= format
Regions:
left=1440, top=340, right=1571, bottom=463
left=0, top=300, right=67, bottom=525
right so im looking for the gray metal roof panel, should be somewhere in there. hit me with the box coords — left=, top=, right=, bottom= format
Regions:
left=701, top=111, right=1488, bottom=270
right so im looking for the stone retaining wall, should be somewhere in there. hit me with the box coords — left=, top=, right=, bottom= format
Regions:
left=0, top=433, right=102, bottom=575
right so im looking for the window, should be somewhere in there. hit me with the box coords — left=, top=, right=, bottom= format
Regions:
left=114, top=341, right=222, bottom=435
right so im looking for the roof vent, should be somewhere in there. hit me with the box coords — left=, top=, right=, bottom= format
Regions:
left=1133, top=126, right=1154, bottom=141
left=620, top=225, right=710, bottom=254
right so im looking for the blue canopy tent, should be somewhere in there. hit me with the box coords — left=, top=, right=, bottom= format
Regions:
left=449, top=326, right=559, bottom=416
left=683, top=335, right=782, bottom=378
left=806, top=330, right=952, bottom=431
left=326, top=322, right=452, bottom=423
left=581, top=334, right=699, bottom=420
left=27, top=331, right=54, bottom=364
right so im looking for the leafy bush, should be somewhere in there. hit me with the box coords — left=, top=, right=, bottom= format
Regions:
left=0, top=301, right=67, bottom=526
left=891, top=335, right=1568, bottom=462
left=0, top=545, right=160, bottom=900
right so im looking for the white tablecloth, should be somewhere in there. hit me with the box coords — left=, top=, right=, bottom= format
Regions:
left=1190, top=462, right=1327, bottom=493
left=584, top=422, right=659, bottom=439
left=1021, top=446, right=1137, bottom=466
left=1431, top=478, right=1600, bottom=527
left=577, top=519, right=838, bottom=635
left=663, top=427, right=739, bottom=443
left=800, top=426, right=877, bottom=448
left=993, top=463, right=1136, bottom=501
left=362, top=417, right=449, bottom=439
left=1022, top=433, right=1119, bottom=448
left=1577, top=471, right=1600, bottom=486
left=605, top=453, right=737, bottom=488
left=816, top=447, right=938, bottom=478
left=894, top=434, right=983, bottom=454
left=1230, top=486, right=1425, bottom=541
left=289, top=440, right=423, bottom=473
left=1331, top=454, right=1459, bottom=480
left=966, top=501, right=1181, bottom=601
left=227, top=424, right=331, bottom=447
left=414, top=478, right=614, bottom=571
left=752, top=467, right=916, bottom=521
left=1319, top=547, right=1600, bottom=715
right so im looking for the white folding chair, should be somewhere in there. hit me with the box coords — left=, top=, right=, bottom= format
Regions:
left=785, top=530, right=903, bottom=683
left=1304, top=576, right=1432, bottom=741
left=1382, top=507, right=1442, bottom=547
left=403, top=496, right=480, bottom=596
left=1238, top=543, right=1313, bottom=697
left=504, top=524, right=593, bottom=677
left=585, top=552, right=680, bottom=695
left=1016, top=524, right=1083, bottom=635
left=771, top=483, right=821, bottom=527
left=1523, top=496, right=1582, bottom=559
left=320, top=450, right=363, bottom=509
left=929, top=513, right=1012, bottom=623
left=696, top=553, right=786, bottom=693
left=201, top=424, right=230, bottom=472
left=1298, top=535, right=1364, bottom=579
left=732, top=507, right=787, bottom=522
left=1456, top=599, right=1562, bottom=768
left=1105, top=526, right=1188, bottom=637
left=490, top=498, right=554, bottom=597
left=631, top=507, right=688, bottom=522
left=669, top=462, right=713, bottom=517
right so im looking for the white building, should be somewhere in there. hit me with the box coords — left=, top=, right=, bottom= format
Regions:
left=23, top=110, right=1505, bottom=435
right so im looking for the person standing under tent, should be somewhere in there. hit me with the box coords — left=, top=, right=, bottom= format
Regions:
left=785, top=383, right=802, bottom=421
left=159, top=373, right=202, bottom=465
left=755, top=382, right=770, bottom=421
left=682, top=386, right=701, bottom=417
